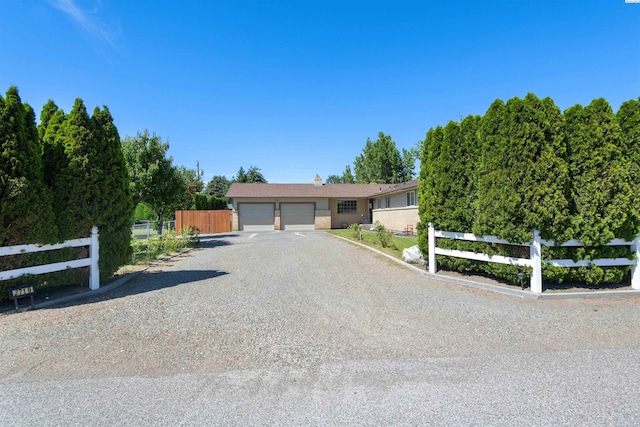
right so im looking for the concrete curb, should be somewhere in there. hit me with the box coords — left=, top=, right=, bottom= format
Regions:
left=330, top=234, right=640, bottom=300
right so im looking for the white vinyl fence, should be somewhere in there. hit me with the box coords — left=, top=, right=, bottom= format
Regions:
left=427, top=223, right=640, bottom=294
left=0, top=226, right=100, bottom=290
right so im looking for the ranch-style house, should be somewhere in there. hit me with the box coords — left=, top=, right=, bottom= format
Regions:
left=225, top=175, right=419, bottom=233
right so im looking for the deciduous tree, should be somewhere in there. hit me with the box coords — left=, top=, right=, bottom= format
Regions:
left=354, top=132, right=404, bottom=183
left=122, top=130, right=185, bottom=232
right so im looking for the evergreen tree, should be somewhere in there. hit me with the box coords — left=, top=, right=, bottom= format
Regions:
left=245, top=165, right=267, bottom=183
left=53, top=98, right=97, bottom=240
left=473, top=94, right=569, bottom=243
left=38, top=100, right=59, bottom=141
left=459, top=114, right=482, bottom=229
left=0, top=87, right=57, bottom=246
left=40, top=103, right=67, bottom=190
left=233, top=165, right=266, bottom=183
left=91, top=105, right=134, bottom=278
left=235, top=166, right=246, bottom=183
left=617, top=97, right=640, bottom=237
left=417, top=126, right=444, bottom=255
left=565, top=98, right=634, bottom=244
left=205, top=175, right=231, bottom=196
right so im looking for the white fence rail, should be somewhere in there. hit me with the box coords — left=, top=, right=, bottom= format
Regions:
left=0, top=226, right=100, bottom=290
left=427, top=223, right=640, bottom=293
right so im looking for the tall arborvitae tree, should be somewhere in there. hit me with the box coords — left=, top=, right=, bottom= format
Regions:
left=617, top=97, right=640, bottom=237
left=40, top=103, right=67, bottom=190
left=91, top=106, right=134, bottom=278
left=54, top=98, right=97, bottom=240
left=0, top=87, right=57, bottom=246
left=565, top=98, right=634, bottom=244
left=417, top=125, right=444, bottom=254
left=38, top=99, right=59, bottom=141
left=474, top=94, right=569, bottom=243
left=459, top=114, right=482, bottom=228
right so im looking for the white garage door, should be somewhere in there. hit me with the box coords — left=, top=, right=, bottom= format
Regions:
left=239, top=204, right=274, bottom=231
left=281, top=203, right=315, bottom=231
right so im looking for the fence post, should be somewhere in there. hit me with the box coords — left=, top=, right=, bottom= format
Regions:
left=428, top=222, right=437, bottom=274
left=530, top=228, right=542, bottom=293
left=89, top=226, right=100, bottom=290
left=631, top=236, right=640, bottom=290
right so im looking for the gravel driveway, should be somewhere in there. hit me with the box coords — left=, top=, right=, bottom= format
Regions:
left=2, top=231, right=640, bottom=425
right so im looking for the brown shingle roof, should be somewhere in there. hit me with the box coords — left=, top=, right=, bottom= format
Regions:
left=373, top=179, right=419, bottom=196
left=227, top=183, right=382, bottom=198
left=226, top=180, right=419, bottom=199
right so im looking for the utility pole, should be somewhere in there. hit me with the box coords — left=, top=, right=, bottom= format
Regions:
left=196, top=161, right=203, bottom=180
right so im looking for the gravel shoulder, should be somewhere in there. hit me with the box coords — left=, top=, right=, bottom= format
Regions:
left=2, top=231, right=639, bottom=424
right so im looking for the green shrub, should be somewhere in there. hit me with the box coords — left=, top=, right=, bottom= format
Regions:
left=347, top=223, right=361, bottom=239
left=375, top=222, right=394, bottom=248
left=192, top=194, right=229, bottom=210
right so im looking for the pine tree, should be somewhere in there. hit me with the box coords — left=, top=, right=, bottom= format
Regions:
left=0, top=87, right=57, bottom=246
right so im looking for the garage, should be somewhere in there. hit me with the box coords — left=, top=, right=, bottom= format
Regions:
left=281, top=203, right=315, bottom=231
left=239, top=203, right=275, bottom=231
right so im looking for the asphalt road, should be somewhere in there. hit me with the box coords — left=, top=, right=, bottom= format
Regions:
left=1, top=231, right=639, bottom=425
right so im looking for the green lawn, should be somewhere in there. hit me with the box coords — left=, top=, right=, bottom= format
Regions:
left=328, top=229, right=419, bottom=260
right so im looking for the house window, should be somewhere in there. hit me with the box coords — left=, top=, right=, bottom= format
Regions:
left=407, top=191, right=416, bottom=206
left=385, top=196, right=391, bottom=208
left=337, top=200, right=357, bottom=214
left=377, top=199, right=381, bottom=209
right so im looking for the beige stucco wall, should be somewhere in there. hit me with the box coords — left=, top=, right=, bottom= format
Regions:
left=372, top=206, right=419, bottom=234
left=329, top=198, right=371, bottom=229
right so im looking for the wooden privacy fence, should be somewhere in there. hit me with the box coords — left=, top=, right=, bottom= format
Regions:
left=0, top=226, right=100, bottom=290
left=427, top=223, right=640, bottom=294
left=175, top=210, right=231, bottom=234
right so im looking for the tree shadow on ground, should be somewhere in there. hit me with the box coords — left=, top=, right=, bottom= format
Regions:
left=20, top=269, right=230, bottom=311
left=196, top=234, right=238, bottom=248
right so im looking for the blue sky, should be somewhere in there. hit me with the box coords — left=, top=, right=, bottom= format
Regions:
left=1, top=1, right=639, bottom=184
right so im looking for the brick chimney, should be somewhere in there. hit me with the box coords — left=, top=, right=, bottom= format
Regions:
left=313, top=174, right=323, bottom=186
